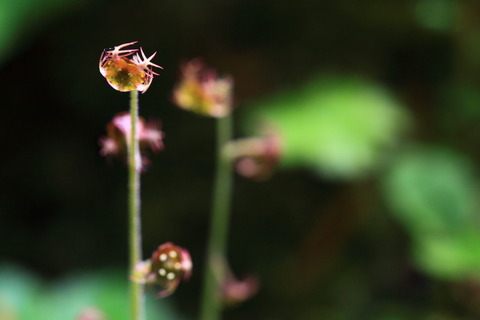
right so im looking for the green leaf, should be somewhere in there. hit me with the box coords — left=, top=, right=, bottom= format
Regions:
left=0, top=266, right=185, bottom=320
left=414, top=232, right=480, bottom=279
left=384, top=147, right=479, bottom=237
left=0, top=0, right=82, bottom=65
left=384, top=147, right=480, bottom=279
left=244, top=76, right=409, bottom=178
left=0, top=265, right=42, bottom=319
left=414, top=0, right=458, bottom=32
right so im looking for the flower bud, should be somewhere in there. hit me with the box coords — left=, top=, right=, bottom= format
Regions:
left=76, top=307, right=105, bottom=320
left=224, top=130, right=282, bottom=180
left=222, top=274, right=259, bottom=306
left=173, top=59, right=233, bottom=117
left=99, top=112, right=164, bottom=172
left=132, top=242, right=192, bottom=297
left=99, top=41, right=162, bottom=93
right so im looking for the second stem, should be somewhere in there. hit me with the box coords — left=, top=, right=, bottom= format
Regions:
left=200, top=113, right=234, bottom=320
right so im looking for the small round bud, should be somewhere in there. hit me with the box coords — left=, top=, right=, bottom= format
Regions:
left=99, top=42, right=162, bottom=93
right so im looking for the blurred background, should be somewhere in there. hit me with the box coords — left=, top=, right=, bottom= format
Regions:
left=2, top=0, right=480, bottom=319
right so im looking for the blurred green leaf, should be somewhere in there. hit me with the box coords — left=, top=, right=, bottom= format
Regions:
left=0, top=0, right=81, bottom=65
left=414, top=0, right=458, bottom=32
left=414, top=232, right=480, bottom=279
left=443, top=82, right=480, bottom=120
left=0, top=265, right=42, bottom=319
left=245, top=76, right=409, bottom=178
left=384, top=147, right=480, bottom=279
left=384, top=147, right=478, bottom=236
left=0, top=266, right=185, bottom=320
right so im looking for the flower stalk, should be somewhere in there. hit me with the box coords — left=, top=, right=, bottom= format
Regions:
left=200, top=112, right=234, bottom=320
left=99, top=42, right=164, bottom=320
left=128, top=89, right=145, bottom=320
left=172, top=60, right=235, bottom=320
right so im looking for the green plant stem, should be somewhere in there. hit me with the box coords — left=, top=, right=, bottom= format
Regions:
left=200, top=113, right=234, bottom=320
left=129, top=90, right=145, bottom=320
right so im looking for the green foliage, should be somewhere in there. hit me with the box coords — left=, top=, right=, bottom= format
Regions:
left=414, top=0, right=458, bottom=32
left=0, top=266, right=41, bottom=319
left=414, top=232, right=480, bottom=279
left=444, top=83, right=480, bottom=119
left=0, top=0, right=80, bottom=64
left=385, top=147, right=478, bottom=235
left=384, top=147, right=480, bottom=279
left=0, top=265, right=184, bottom=320
left=245, top=77, right=409, bottom=178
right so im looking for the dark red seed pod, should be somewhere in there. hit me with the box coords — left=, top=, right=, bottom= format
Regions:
left=150, top=242, right=192, bottom=297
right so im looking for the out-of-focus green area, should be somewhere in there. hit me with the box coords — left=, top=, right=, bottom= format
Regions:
left=0, top=266, right=183, bottom=319
left=245, top=77, right=409, bottom=177
left=385, top=148, right=480, bottom=277
left=2, top=0, right=480, bottom=319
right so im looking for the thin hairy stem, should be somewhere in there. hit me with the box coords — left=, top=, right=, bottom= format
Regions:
left=200, top=113, right=234, bottom=320
left=129, top=90, right=145, bottom=320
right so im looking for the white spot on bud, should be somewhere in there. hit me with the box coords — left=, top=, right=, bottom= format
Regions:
left=167, top=272, right=176, bottom=280
left=169, top=250, right=178, bottom=258
left=159, top=268, right=167, bottom=276
left=159, top=253, right=168, bottom=262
